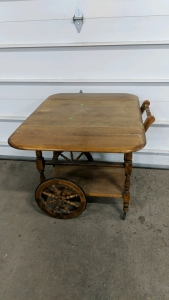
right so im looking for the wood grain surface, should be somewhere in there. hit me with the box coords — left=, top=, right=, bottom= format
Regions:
left=8, top=93, right=146, bottom=153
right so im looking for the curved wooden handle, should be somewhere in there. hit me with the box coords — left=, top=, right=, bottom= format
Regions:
left=140, top=100, right=155, bottom=132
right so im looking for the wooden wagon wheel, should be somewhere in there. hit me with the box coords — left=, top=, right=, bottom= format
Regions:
left=53, top=151, right=93, bottom=162
left=35, top=178, right=86, bottom=219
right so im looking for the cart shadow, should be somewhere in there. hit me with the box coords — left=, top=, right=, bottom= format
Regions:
left=27, top=197, right=123, bottom=219
left=0, top=160, right=123, bottom=218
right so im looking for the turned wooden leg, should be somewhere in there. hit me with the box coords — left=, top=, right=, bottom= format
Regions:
left=52, top=151, right=59, bottom=167
left=36, top=151, right=46, bottom=183
left=123, top=153, right=132, bottom=220
left=53, top=151, right=60, bottom=160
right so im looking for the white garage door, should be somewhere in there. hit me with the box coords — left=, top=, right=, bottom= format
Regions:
left=0, top=0, right=169, bottom=168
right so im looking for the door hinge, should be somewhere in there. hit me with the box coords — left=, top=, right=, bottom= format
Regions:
left=73, top=5, right=83, bottom=33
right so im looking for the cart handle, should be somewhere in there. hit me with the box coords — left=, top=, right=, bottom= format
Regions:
left=140, top=100, right=155, bottom=132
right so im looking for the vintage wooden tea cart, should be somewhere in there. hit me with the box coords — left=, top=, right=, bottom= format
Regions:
left=8, top=93, right=155, bottom=220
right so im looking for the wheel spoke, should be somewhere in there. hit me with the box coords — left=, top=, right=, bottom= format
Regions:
left=65, top=193, right=78, bottom=199
left=60, top=153, right=71, bottom=161
left=61, top=186, right=69, bottom=196
left=75, top=152, right=83, bottom=160
left=63, top=204, right=70, bottom=214
left=64, top=199, right=79, bottom=208
left=53, top=203, right=60, bottom=213
left=45, top=199, right=58, bottom=205
left=42, top=190, right=57, bottom=199
left=56, top=151, right=93, bottom=162
left=52, top=185, right=61, bottom=194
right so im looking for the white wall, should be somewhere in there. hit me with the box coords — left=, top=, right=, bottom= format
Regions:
left=0, top=0, right=169, bottom=168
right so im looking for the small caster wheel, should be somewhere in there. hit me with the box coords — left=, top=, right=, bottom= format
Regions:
left=122, top=212, right=127, bottom=220
left=35, top=177, right=86, bottom=219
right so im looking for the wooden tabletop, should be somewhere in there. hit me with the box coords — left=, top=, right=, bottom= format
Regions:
left=8, top=93, right=146, bottom=153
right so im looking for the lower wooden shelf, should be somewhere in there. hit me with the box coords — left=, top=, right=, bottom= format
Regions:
left=51, top=165, right=125, bottom=198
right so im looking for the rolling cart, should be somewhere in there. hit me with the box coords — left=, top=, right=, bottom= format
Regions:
left=8, top=93, right=155, bottom=220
